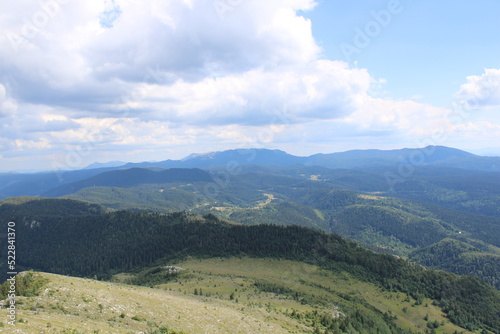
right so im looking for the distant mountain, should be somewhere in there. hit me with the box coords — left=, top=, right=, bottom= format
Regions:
left=3, top=147, right=500, bottom=333
left=181, top=148, right=306, bottom=166
left=0, top=196, right=108, bottom=216
left=122, top=146, right=500, bottom=172
left=43, top=168, right=212, bottom=197
left=65, top=186, right=215, bottom=213
left=0, top=167, right=118, bottom=199
left=84, top=160, right=127, bottom=169
left=306, top=146, right=477, bottom=169
left=2, top=145, right=500, bottom=199
left=123, top=148, right=306, bottom=169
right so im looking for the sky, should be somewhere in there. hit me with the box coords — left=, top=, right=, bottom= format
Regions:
left=0, top=0, right=499, bottom=172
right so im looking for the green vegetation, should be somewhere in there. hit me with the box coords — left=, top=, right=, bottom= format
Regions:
left=1, top=199, right=499, bottom=333
left=0, top=272, right=214, bottom=333
left=3, top=166, right=500, bottom=292
left=44, top=168, right=213, bottom=197
left=227, top=201, right=328, bottom=230
left=390, top=166, right=500, bottom=217
left=1, top=149, right=499, bottom=333
left=47, top=165, right=499, bottom=283
left=0, top=271, right=49, bottom=299
left=0, top=197, right=107, bottom=216
left=410, top=239, right=500, bottom=289
left=65, top=186, right=214, bottom=213
left=128, top=257, right=473, bottom=334
left=331, top=204, right=451, bottom=248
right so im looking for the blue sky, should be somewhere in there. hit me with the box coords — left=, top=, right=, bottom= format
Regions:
left=0, top=0, right=499, bottom=171
left=307, top=0, right=500, bottom=106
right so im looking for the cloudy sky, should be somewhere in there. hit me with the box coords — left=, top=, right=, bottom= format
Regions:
left=1, top=0, right=499, bottom=171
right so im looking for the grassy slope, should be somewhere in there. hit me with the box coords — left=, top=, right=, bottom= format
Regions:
left=0, top=258, right=475, bottom=334
left=120, top=258, right=474, bottom=334
left=0, top=271, right=297, bottom=333
left=2, top=196, right=499, bottom=331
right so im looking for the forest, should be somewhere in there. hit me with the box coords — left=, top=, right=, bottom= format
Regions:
left=1, top=199, right=499, bottom=333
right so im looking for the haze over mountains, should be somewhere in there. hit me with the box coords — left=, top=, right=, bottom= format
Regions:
left=117, top=145, right=500, bottom=171
left=1, top=145, right=500, bottom=200
left=1, top=145, right=499, bottom=282
left=1, top=145, right=500, bottom=332
left=2, top=0, right=499, bottom=331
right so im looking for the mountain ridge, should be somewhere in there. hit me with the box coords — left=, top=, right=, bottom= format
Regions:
left=110, top=145, right=500, bottom=172
left=43, top=168, right=212, bottom=197
left=2, top=145, right=500, bottom=200
left=1, top=199, right=499, bottom=333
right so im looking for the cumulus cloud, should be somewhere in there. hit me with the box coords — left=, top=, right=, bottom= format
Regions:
left=0, top=0, right=320, bottom=109
left=1, top=0, right=359, bottom=129
left=455, top=69, right=500, bottom=109
left=85, top=0, right=319, bottom=81
left=126, top=60, right=373, bottom=126
left=0, top=84, right=17, bottom=118
left=0, top=0, right=496, bottom=171
left=346, top=97, right=451, bottom=137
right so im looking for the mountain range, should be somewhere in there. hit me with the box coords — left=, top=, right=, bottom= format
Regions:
left=2, top=145, right=500, bottom=200
left=119, top=145, right=500, bottom=171
left=1, top=145, right=500, bottom=332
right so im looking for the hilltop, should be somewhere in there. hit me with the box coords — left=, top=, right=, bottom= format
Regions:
left=1, top=200, right=499, bottom=333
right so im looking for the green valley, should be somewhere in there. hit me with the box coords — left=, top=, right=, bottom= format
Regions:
left=1, top=199, right=500, bottom=333
left=1, top=147, right=500, bottom=333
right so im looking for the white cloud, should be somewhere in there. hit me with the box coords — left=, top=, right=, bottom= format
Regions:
left=0, top=0, right=497, bottom=171
left=15, top=138, right=51, bottom=150
left=346, top=97, right=450, bottom=137
left=0, top=84, right=17, bottom=118
left=84, top=0, right=320, bottom=82
left=126, top=60, right=373, bottom=125
left=455, top=68, right=500, bottom=109
left=0, top=0, right=321, bottom=113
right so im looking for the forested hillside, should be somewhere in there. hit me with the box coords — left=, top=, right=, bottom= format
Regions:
left=1, top=147, right=500, bottom=332
left=411, top=238, right=500, bottom=289
left=1, top=198, right=500, bottom=332
left=7, top=163, right=500, bottom=290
